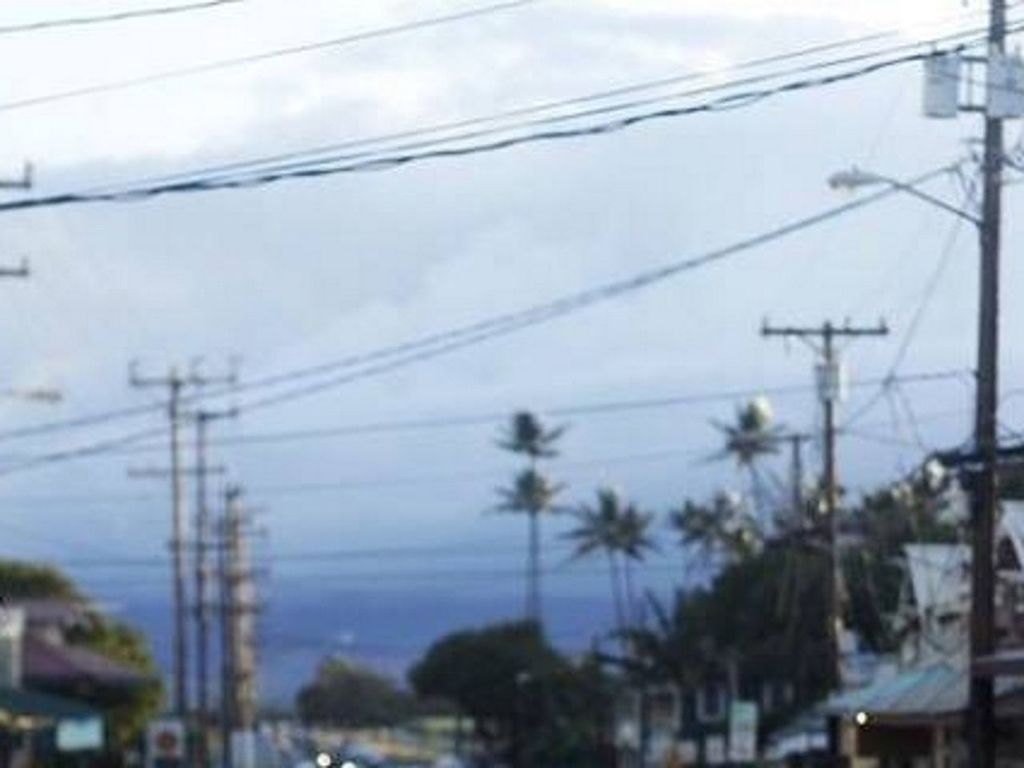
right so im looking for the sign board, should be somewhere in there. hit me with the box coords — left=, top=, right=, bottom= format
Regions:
left=677, top=739, right=698, bottom=763
left=57, top=717, right=103, bottom=752
left=704, top=734, right=726, bottom=765
left=728, top=701, right=759, bottom=763
left=146, top=719, right=185, bottom=768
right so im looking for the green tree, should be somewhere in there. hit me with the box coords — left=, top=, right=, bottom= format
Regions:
left=841, top=466, right=959, bottom=652
left=496, top=411, right=566, bottom=626
left=668, top=492, right=761, bottom=565
left=296, top=657, right=416, bottom=728
left=409, top=621, right=615, bottom=767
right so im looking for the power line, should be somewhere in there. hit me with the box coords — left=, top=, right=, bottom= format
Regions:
left=218, top=168, right=960, bottom=418
left=0, top=0, right=245, bottom=36
left=0, top=167, right=960, bottom=471
left=101, top=369, right=973, bottom=456
left=0, top=0, right=541, bottom=114
left=83, top=13, right=1008, bottom=195
left=841, top=175, right=980, bottom=430
left=0, top=398, right=974, bottom=505
left=0, top=47, right=986, bottom=215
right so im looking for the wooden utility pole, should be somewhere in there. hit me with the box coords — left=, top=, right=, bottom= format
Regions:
left=218, top=485, right=260, bottom=768
left=970, top=2, right=1006, bottom=765
left=129, top=364, right=191, bottom=717
left=762, top=320, right=888, bottom=687
left=193, top=407, right=236, bottom=768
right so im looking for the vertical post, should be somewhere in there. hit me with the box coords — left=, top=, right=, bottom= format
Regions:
left=821, top=325, right=841, bottom=691
left=130, top=364, right=192, bottom=719
left=194, top=406, right=236, bottom=768
left=762, top=320, right=888, bottom=690
left=195, top=414, right=211, bottom=768
left=168, top=374, right=188, bottom=719
left=219, top=486, right=236, bottom=768
left=970, top=2, right=1005, bottom=765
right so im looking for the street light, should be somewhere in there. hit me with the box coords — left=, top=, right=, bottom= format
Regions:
left=0, top=387, right=62, bottom=404
left=827, top=166, right=981, bottom=226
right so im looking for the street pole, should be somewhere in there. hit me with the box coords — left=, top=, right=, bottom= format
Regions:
left=970, top=2, right=1005, bottom=765
left=130, top=365, right=190, bottom=717
left=762, top=320, right=888, bottom=688
left=194, top=408, right=236, bottom=768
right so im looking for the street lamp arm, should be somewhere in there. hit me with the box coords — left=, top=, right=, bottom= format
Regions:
left=828, top=166, right=981, bottom=227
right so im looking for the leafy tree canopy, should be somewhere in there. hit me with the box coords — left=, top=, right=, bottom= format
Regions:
left=296, top=657, right=417, bottom=728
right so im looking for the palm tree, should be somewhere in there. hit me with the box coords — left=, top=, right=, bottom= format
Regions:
left=617, top=503, right=657, bottom=627
left=567, top=488, right=656, bottom=635
left=710, top=397, right=784, bottom=528
left=497, top=411, right=565, bottom=461
left=668, top=491, right=762, bottom=567
left=496, top=411, right=565, bottom=625
left=566, top=488, right=629, bottom=633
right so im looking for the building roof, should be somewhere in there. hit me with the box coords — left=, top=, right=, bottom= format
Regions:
left=6, top=600, right=86, bottom=629
left=24, top=636, right=148, bottom=689
left=824, top=661, right=1024, bottom=723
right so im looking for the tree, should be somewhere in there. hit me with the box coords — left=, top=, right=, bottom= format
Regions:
left=0, top=559, right=162, bottom=754
left=409, top=621, right=615, bottom=767
left=668, top=491, right=762, bottom=566
left=615, top=501, right=656, bottom=626
left=496, top=411, right=566, bottom=626
left=567, top=488, right=629, bottom=633
left=710, top=397, right=784, bottom=525
left=68, top=617, right=163, bottom=752
left=841, top=466, right=959, bottom=652
left=296, top=657, right=417, bottom=728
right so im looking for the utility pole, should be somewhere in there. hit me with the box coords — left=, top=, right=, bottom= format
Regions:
left=762, top=320, right=888, bottom=688
left=218, top=485, right=260, bottom=768
left=129, top=364, right=192, bottom=718
left=970, top=2, right=1006, bottom=764
left=193, top=406, right=237, bottom=768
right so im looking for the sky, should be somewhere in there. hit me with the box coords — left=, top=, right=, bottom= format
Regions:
left=0, top=0, right=1016, bottom=695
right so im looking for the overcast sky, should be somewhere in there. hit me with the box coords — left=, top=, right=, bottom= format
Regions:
left=0, top=0, right=1016, bottom=659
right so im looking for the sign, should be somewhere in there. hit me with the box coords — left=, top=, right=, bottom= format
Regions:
left=728, top=701, right=759, bottom=763
left=57, top=717, right=103, bottom=752
left=146, top=719, right=185, bottom=768
left=704, top=735, right=725, bottom=765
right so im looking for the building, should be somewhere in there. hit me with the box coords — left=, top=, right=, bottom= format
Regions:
left=0, top=599, right=152, bottom=767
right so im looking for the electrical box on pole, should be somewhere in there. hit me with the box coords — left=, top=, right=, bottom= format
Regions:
left=815, top=359, right=847, bottom=404
left=987, top=49, right=1024, bottom=118
left=923, top=53, right=961, bottom=118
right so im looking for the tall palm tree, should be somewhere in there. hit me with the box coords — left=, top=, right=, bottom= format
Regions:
left=496, top=411, right=565, bottom=625
left=566, top=488, right=629, bottom=634
left=617, top=503, right=657, bottom=627
left=567, top=488, right=656, bottom=635
left=710, top=397, right=784, bottom=528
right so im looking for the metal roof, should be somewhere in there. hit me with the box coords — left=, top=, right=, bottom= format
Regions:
left=824, top=661, right=1024, bottom=721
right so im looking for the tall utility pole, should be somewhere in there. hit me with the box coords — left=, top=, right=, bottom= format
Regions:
left=218, top=485, right=260, bottom=768
left=194, top=406, right=236, bottom=768
left=762, top=320, right=888, bottom=687
left=970, top=2, right=1006, bottom=764
left=130, top=364, right=192, bottom=717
